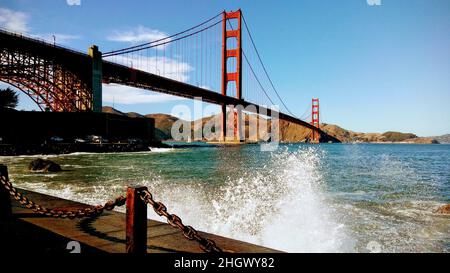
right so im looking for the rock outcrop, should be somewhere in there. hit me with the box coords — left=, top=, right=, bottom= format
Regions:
left=29, top=158, right=62, bottom=172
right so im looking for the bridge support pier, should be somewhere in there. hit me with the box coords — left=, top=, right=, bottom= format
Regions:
left=88, top=45, right=103, bottom=113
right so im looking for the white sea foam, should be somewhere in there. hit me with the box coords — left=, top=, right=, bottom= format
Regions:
left=138, top=147, right=353, bottom=252
left=148, top=147, right=174, bottom=153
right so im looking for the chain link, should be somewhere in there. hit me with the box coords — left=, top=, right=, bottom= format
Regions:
left=139, top=188, right=223, bottom=253
left=0, top=174, right=126, bottom=219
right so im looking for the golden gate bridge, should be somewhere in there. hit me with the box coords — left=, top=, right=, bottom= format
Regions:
left=0, top=9, right=322, bottom=142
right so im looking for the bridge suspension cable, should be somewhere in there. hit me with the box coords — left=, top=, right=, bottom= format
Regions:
left=103, top=12, right=225, bottom=92
left=240, top=13, right=297, bottom=118
left=223, top=19, right=275, bottom=108
left=102, top=12, right=223, bottom=57
left=102, top=20, right=223, bottom=57
left=299, top=101, right=312, bottom=121
left=242, top=51, right=276, bottom=106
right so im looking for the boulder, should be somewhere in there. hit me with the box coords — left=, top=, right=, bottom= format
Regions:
left=29, top=158, right=62, bottom=172
left=434, top=204, right=450, bottom=214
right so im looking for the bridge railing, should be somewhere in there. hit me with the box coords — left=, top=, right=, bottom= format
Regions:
left=0, top=27, right=87, bottom=57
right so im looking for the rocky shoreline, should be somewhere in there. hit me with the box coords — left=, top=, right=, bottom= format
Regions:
left=0, top=142, right=172, bottom=156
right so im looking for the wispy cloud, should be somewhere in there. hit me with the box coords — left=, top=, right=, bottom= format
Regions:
left=109, top=55, right=193, bottom=82
left=107, top=26, right=169, bottom=49
left=0, top=7, right=81, bottom=44
left=66, top=0, right=81, bottom=6
left=102, top=84, right=187, bottom=105
left=0, top=7, right=29, bottom=33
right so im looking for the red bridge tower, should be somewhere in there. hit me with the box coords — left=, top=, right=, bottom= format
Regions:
left=221, top=9, right=242, bottom=142
left=311, top=98, right=320, bottom=143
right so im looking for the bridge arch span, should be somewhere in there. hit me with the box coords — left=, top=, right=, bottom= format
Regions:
left=0, top=29, right=94, bottom=112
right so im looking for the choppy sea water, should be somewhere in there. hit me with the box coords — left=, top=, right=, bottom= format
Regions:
left=1, top=143, right=449, bottom=253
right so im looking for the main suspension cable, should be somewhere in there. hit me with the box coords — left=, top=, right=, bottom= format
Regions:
left=103, top=19, right=223, bottom=57
left=103, top=12, right=223, bottom=57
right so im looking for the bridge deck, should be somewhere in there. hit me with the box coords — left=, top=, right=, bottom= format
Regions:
left=3, top=188, right=279, bottom=253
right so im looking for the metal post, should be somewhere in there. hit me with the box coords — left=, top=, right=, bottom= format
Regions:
left=126, top=186, right=147, bottom=254
left=0, top=164, right=12, bottom=220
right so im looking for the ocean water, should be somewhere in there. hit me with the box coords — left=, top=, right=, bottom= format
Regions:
left=1, top=143, right=449, bottom=253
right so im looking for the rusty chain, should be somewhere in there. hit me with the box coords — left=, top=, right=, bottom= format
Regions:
left=0, top=174, right=126, bottom=219
left=139, top=188, right=223, bottom=253
left=0, top=173, right=221, bottom=253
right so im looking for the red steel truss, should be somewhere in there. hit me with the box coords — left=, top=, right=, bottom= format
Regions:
left=0, top=30, right=93, bottom=112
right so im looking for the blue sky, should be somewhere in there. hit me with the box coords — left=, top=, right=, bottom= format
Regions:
left=1, top=0, right=449, bottom=136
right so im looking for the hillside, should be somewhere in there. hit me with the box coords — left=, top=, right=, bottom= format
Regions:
left=320, top=124, right=439, bottom=144
left=144, top=111, right=339, bottom=142
left=145, top=113, right=185, bottom=140
left=103, top=106, right=145, bottom=119
left=102, top=106, right=126, bottom=116
left=102, top=107, right=441, bottom=144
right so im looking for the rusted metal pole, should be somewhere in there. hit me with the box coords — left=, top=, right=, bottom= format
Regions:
left=0, top=164, right=12, bottom=220
left=126, top=186, right=147, bottom=254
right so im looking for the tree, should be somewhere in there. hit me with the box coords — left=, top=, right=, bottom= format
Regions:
left=0, top=87, right=19, bottom=111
